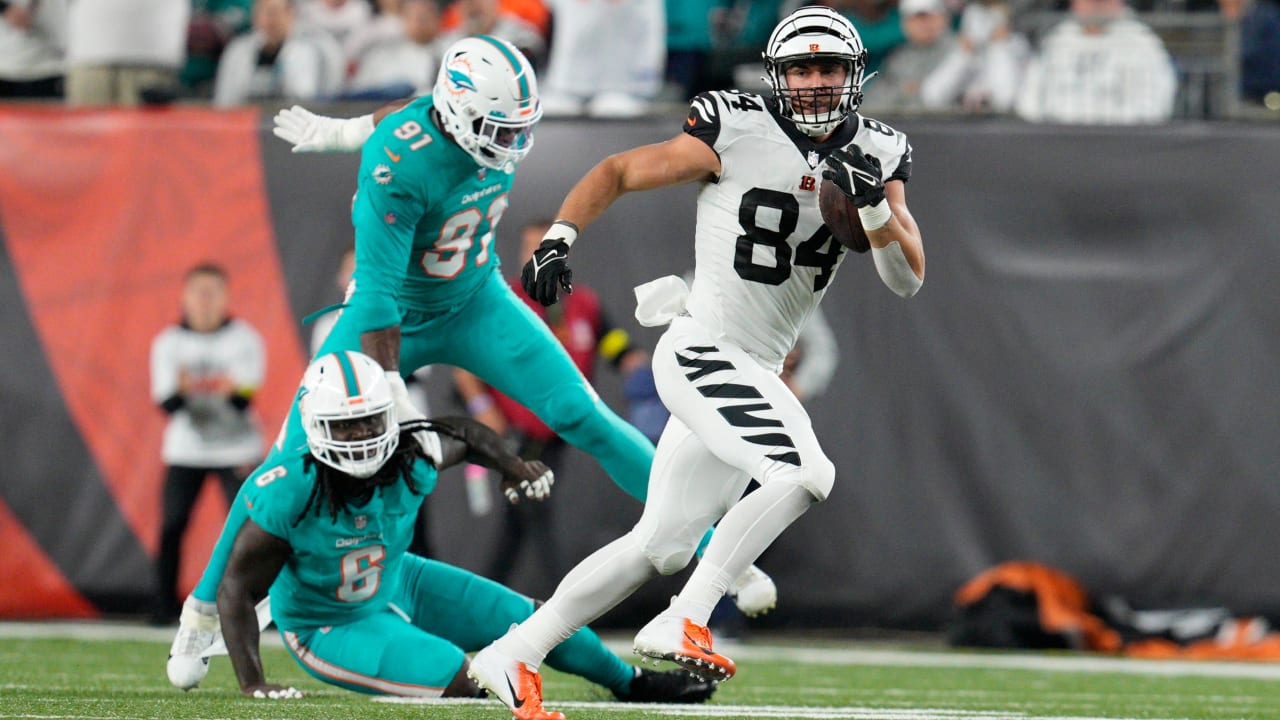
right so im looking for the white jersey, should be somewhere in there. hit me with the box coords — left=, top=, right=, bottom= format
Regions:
left=150, top=318, right=265, bottom=467
left=681, top=90, right=912, bottom=368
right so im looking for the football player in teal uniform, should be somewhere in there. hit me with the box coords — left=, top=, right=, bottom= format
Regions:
left=216, top=350, right=714, bottom=704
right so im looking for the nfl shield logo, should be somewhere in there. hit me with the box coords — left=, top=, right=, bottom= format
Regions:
left=477, top=168, right=487, bottom=180
left=807, top=150, right=820, bottom=169
left=354, top=515, right=367, bottom=530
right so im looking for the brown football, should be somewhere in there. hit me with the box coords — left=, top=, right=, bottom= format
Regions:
left=818, top=177, right=870, bottom=253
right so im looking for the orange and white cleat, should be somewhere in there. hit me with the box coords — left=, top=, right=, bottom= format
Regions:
left=632, top=615, right=737, bottom=682
left=468, top=645, right=566, bottom=720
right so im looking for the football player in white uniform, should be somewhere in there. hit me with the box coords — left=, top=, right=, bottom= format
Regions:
left=468, top=7, right=925, bottom=719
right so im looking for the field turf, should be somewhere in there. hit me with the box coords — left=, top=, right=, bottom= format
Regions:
left=3, top=622, right=1279, bottom=719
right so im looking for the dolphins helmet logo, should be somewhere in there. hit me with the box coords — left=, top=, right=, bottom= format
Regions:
left=446, top=57, right=476, bottom=96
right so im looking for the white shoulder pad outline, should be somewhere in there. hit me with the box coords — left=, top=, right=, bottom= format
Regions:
left=691, top=90, right=775, bottom=152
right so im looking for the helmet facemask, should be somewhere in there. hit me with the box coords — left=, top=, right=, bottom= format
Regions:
left=763, top=6, right=870, bottom=138
left=300, top=353, right=400, bottom=480
left=433, top=35, right=542, bottom=173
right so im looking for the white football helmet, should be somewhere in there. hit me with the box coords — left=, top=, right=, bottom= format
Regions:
left=299, top=351, right=399, bottom=479
left=762, top=6, right=869, bottom=137
left=433, top=35, right=542, bottom=174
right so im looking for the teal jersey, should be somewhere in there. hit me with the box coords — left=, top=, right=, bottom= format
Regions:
left=240, top=443, right=439, bottom=630
left=347, top=95, right=516, bottom=331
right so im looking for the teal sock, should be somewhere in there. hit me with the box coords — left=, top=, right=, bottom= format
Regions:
left=543, top=625, right=634, bottom=694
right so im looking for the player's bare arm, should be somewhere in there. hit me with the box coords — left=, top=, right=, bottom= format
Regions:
left=523, top=134, right=720, bottom=306
left=360, top=325, right=401, bottom=372
left=868, top=181, right=925, bottom=280
left=428, top=415, right=554, bottom=503
left=557, top=133, right=721, bottom=231
left=218, top=519, right=298, bottom=698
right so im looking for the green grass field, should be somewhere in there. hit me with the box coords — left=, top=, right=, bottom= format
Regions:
left=4, top=623, right=1280, bottom=720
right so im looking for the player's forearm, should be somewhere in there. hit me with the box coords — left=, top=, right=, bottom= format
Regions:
left=373, top=98, right=412, bottom=126
left=217, top=580, right=266, bottom=692
left=556, top=154, right=630, bottom=232
left=361, top=326, right=401, bottom=372
left=429, top=416, right=522, bottom=477
left=866, top=219, right=924, bottom=279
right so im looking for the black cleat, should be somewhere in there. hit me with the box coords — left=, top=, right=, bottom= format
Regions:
left=612, top=667, right=717, bottom=704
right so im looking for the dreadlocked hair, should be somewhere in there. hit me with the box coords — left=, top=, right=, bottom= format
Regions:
left=293, top=428, right=430, bottom=527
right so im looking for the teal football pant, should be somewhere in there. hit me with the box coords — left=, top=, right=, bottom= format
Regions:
left=280, top=555, right=635, bottom=695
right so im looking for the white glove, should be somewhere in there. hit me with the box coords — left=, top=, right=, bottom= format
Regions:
left=506, top=467, right=554, bottom=503
left=251, top=687, right=303, bottom=699
left=272, top=105, right=375, bottom=153
left=385, top=371, right=443, bottom=464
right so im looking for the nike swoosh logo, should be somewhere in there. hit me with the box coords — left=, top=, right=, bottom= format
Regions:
left=505, top=674, right=526, bottom=709
left=683, top=631, right=713, bottom=655
left=531, top=250, right=563, bottom=274
left=851, top=168, right=879, bottom=185
left=384, top=147, right=401, bottom=163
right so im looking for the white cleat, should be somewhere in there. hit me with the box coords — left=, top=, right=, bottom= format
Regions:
left=166, top=597, right=220, bottom=690
left=633, top=614, right=736, bottom=682
left=728, top=564, right=777, bottom=617
left=468, top=646, right=565, bottom=720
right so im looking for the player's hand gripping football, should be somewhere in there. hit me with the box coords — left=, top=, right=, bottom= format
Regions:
left=521, top=222, right=576, bottom=306
left=822, top=145, right=885, bottom=209
left=501, top=460, right=554, bottom=503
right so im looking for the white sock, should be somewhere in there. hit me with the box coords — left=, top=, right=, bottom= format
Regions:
left=669, top=563, right=734, bottom=623
left=505, top=533, right=655, bottom=668
left=678, top=481, right=814, bottom=626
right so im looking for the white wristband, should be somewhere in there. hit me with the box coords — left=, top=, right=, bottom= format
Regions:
left=337, top=114, right=376, bottom=151
left=549, top=220, right=580, bottom=247
left=857, top=200, right=893, bottom=231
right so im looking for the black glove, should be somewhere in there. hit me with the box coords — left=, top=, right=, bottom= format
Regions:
left=822, top=145, right=885, bottom=209
left=521, top=238, right=574, bottom=306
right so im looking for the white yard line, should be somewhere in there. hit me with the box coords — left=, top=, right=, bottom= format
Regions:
left=5, top=620, right=1280, bottom=679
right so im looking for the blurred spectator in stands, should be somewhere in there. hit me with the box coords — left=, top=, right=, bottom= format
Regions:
left=1016, top=0, right=1175, bottom=123
left=453, top=218, right=660, bottom=597
left=860, top=0, right=959, bottom=113
left=665, top=0, right=725, bottom=101
left=181, top=0, right=253, bottom=99
left=65, top=0, right=189, bottom=106
left=345, top=0, right=442, bottom=99
left=0, top=0, right=66, bottom=99
left=150, top=263, right=265, bottom=624
left=297, top=0, right=373, bottom=47
left=441, top=0, right=550, bottom=37
left=781, top=305, right=838, bottom=405
left=213, top=0, right=345, bottom=107
left=914, top=0, right=1030, bottom=113
left=344, top=0, right=406, bottom=65
left=1240, top=0, right=1280, bottom=107
left=539, top=0, right=665, bottom=117
left=438, top=0, right=546, bottom=68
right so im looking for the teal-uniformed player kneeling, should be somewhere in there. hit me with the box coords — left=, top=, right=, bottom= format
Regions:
left=217, top=351, right=714, bottom=704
